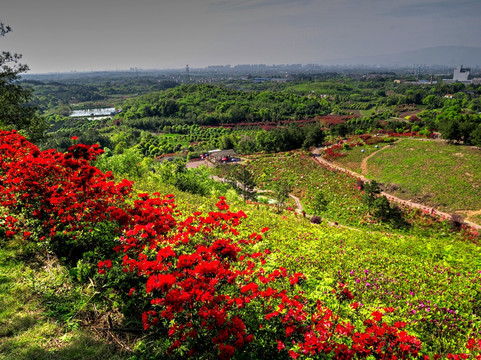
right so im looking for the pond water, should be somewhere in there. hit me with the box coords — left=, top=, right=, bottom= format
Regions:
left=70, top=108, right=116, bottom=117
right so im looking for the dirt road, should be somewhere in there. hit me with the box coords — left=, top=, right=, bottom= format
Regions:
left=311, top=149, right=481, bottom=230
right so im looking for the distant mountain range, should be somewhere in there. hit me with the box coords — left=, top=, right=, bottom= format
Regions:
left=322, top=46, right=481, bottom=67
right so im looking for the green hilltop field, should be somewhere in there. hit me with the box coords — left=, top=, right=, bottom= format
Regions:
left=332, top=138, right=481, bottom=224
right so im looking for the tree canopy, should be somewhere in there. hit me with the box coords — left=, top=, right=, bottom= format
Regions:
left=0, top=21, right=47, bottom=140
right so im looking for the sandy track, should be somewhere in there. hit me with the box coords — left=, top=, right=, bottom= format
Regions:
left=311, top=150, right=481, bottom=230
left=360, top=143, right=394, bottom=175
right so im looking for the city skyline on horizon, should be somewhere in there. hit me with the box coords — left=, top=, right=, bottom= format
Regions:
left=2, top=0, right=481, bottom=74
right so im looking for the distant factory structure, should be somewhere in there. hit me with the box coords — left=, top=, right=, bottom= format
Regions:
left=443, top=65, right=481, bottom=85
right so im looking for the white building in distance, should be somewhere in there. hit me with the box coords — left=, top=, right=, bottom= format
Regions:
left=443, top=65, right=474, bottom=84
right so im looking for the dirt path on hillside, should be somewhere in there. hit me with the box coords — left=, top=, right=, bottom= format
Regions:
left=312, top=151, right=370, bottom=182
left=360, top=143, right=394, bottom=175
left=208, top=173, right=359, bottom=231
left=457, top=209, right=481, bottom=224
left=203, top=150, right=480, bottom=230
left=288, top=193, right=361, bottom=231
left=310, top=150, right=481, bottom=230
left=289, top=194, right=303, bottom=212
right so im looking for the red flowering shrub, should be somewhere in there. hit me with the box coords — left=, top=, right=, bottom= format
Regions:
left=323, top=144, right=346, bottom=161
left=0, top=130, right=133, bottom=261
left=0, top=214, right=19, bottom=239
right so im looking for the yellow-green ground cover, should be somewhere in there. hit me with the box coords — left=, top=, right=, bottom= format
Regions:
left=331, top=142, right=393, bottom=174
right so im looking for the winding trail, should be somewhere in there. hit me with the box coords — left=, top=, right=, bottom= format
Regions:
left=288, top=193, right=360, bottom=231
left=289, top=194, right=303, bottom=213
left=360, top=143, right=394, bottom=175
left=311, top=148, right=481, bottom=230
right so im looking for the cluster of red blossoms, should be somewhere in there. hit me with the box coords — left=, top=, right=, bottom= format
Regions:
left=0, top=130, right=132, bottom=249
left=1, top=130, right=480, bottom=359
left=323, top=144, right=347, bottom=161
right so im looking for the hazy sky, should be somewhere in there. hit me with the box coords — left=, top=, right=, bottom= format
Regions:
left=2, top=0, right=481, bottom=73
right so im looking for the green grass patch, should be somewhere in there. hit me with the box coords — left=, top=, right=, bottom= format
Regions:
left=365, top=139, right=481, bottom=212
left=360, top=109, right=376, bottom=116
left=0, top=240, right=124, bottom=360
left=333, top=142, right=393, bottom=174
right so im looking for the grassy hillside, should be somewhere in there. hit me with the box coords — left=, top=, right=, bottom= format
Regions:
left=237, top=150, right=476, bottom=240
left=331, top=139, right=481, bottom=223
left=250, top=207, right=481, bottom=355
left=115, top=182, right=481, bottom=355
left=244, top=151, right=364, bottom=223
left=3, top=191, right=481, bottom=357
left=87, top=180, right=481, bottom=356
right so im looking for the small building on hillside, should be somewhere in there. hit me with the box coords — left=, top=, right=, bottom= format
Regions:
left=208, top=149, right=237, bottom=163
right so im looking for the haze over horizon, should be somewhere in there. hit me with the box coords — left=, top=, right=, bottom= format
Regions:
left=2, top=0, right=481, bottom=74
